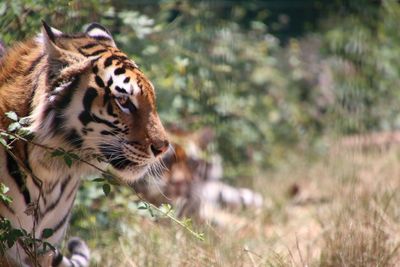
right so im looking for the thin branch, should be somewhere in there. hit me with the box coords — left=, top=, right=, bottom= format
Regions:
left=0, top=128, right=205, bottom=241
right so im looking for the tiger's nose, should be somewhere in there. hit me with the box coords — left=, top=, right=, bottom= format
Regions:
left=150, top=140, right=169, bottom=157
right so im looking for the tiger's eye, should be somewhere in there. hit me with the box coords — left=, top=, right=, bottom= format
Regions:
left=115, top=95, right=136, bottom=113
left=118, top=96, right=129, bottom=106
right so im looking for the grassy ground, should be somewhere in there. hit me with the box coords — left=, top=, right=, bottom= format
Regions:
left=69, top=139, right=400, bottom=266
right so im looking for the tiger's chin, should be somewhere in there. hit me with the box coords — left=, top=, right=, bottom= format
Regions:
left=112, top=164, right=150, bottom=186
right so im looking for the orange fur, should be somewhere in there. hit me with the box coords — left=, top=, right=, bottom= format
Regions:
left=0, top=23, right=169, bottom=266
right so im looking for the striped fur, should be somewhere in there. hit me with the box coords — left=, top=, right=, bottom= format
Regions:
left=0, top=22, right=168, bottom=266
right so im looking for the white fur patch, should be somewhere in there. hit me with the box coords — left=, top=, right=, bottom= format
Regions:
left=87, top=28, right=111, bottom=39
left=104, top=68, right=140, bottom=109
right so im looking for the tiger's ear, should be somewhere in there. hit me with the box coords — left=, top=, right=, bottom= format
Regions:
left=41, top=21, right=63, bottom=44
left=85, top=23, right=116, bottom=47
left=41, top=21, right=93, bottom=86
left=42, top=21, right=87, bottom=64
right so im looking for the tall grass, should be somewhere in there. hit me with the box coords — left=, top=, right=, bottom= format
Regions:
left=69, top=139, right=400, bottom=266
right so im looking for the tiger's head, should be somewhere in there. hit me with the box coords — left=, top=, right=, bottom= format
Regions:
left=30, top=22, right=169, bottom=182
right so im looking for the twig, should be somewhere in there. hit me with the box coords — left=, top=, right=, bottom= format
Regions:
left=244, top=245, right=258, bottom=267
left=1, top=128, right=205, bottom=241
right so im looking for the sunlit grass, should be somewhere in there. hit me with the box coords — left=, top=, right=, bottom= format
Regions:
left=69, top=139, right=400, bottom=266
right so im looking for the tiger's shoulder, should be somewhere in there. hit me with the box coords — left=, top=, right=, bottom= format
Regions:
left=0, top=39, right=41, bottom=129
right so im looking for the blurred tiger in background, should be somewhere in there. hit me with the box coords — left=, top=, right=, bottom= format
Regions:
left=133, top=127, right=263, bottom=226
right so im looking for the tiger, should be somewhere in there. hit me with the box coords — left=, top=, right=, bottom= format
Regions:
left=133, top=128, right=263, bottom=225
left=0, top=22, right=169, bottom=266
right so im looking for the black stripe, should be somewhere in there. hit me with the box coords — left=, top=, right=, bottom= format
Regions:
left=78, top=87, right=97, bottom=126
left=106, top=102, right=117, bottom=118
left=53, top=77, right=81, bottom=108
left=82, top=87, right=98, bottom=110
left=88, top=49, right=107, bottom=56
left=51, top=250, right=64, bottom=266
left=80, top=42, right=99, bottom=50
left=114, top=67, right=125, bottom=75
left=61, top=176, right=72, bottom=192
left=43, top=176, right=71, bottom=216
left=6, top=152, right=30, bottom=205
left=51, top=77, right=81, bottom=132
left=115, top=86, right=126, bottom=94
left=100, top=130, right=112, bottom=135
left=104, top=55, right=127, bottom=68
left=46, top=180, right=59, bottom=194
left=41, top=191, right=47, bottom=206
left=23, top=144, right=41, bottom=190
left=26, top=54, right=44, bottom=75
left=92, top=114, right=123, bottom=130
left=92, top=65, right=99, bottom=74
left=68, top=239, right=82, bottom=252
left=64, top=129, right=83, bottom=148
left=66, top=181, right=80, bottom=200
left=99, top=143, right=134, bottom=170
left=91, top=35, right=112, bottom=41
left=104, top=55, right=117, bottom=67
left=77, top=48, right=89, bottom=57
left=103, top=87, right=111, bottom=106
left=81, top=127, right=93, bottom=135
left=78, top=111, right=93, bottom=126
left=107, top=77, right=113, bottom=87
left=51, top=200, right=74, bottom=234
left=95, top=75, right=105, bottom=87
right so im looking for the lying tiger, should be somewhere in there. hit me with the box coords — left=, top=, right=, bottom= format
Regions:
left=133, top=128, right=263, bottom=225
left=0, top=22, right=169, bottom=266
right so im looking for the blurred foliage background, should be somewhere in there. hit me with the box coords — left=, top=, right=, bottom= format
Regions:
left=1, top=0, right=399, bottom=176
left=2, top=0, right=400, bottom=265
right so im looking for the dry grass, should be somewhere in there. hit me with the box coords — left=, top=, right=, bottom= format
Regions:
left=71, top=141, right=400, bottom=266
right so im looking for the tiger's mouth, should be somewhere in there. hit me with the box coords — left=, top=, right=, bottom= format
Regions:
left=99, top=143, right=136, bottom=170
left=98, top=142, right=156, bottom=182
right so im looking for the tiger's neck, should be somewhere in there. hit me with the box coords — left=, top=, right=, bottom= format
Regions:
left=0, top=39, right=44, bottom=126
left=0, top=39, right=84, bottom=182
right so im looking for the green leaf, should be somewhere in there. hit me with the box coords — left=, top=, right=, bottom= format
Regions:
left=5, top=111, right=18, bottom=121
left=102, top=183, right=111, bottom=196
left=137, top=201, right=148, bottom=210
left=0, top=138, right=11, bottom=149
left=7, top=238, right=15, bottom=248
left=160, top=203, right=173, bottom=215
left=102, top=173, right=120, bottom=185
left=18, top=117, right=30, bottom=126
left=148, top=207, right=154, bottom=217
left=9, top=229, right=24, bottom=240
left=63, top=154, right=73, bottom=168
left=51, top=149, right=65, bottom=157
left=17, top=128, right=32, bottom=138
left=102, top=172, right=114, bottom=180
left=0, top=183, right=10, bottom=194
left=7, top=122, right=20, bottom=132
left=42, top=228, right=54, bottom=239
left=0, top=184, right=12, bottom=205
left=0, top=194, right=13, bottom=205
left=92, top=178, right=105, bottom=183
left=68, top=153, right=80, bottom=160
